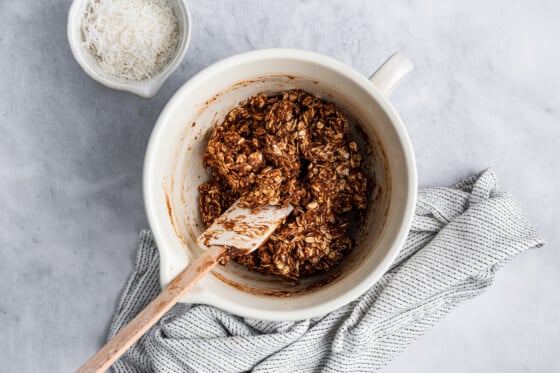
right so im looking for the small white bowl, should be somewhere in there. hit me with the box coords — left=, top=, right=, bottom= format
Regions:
left=67, top=0, right=191, bottom=98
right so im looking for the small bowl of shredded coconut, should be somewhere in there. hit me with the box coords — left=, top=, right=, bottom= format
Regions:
left=67, top=0, right=191, bottom=98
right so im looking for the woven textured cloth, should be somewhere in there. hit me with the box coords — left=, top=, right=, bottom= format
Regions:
left=108, top=169, right=544, bottom=372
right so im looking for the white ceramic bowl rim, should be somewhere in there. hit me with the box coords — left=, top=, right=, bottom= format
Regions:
left=143, top=48, right=417, bottom=320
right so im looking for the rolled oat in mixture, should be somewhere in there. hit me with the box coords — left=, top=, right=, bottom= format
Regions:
left=199, top=90, right=368, bottom=281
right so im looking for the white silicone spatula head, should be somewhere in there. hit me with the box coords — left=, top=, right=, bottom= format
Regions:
left=198, top=199, right=294, bottom=253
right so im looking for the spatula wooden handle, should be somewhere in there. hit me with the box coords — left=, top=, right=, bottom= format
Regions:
left=76, top=245, right=226, bottom=373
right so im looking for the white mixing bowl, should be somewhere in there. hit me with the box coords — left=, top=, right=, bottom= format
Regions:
left=143, top=49, right=416, bottom=321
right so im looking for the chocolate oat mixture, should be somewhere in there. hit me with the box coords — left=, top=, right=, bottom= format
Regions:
left=199, top=90, right=368, bottom=281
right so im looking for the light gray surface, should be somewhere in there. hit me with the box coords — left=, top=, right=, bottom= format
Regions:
left=0, top=0, right=558, bottom=372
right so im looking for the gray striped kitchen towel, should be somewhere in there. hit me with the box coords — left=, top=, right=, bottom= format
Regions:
left=108, top=169, right=544, bottom=372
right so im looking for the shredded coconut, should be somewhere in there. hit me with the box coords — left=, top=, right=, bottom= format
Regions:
left=81, top=0, right=179, bottom=81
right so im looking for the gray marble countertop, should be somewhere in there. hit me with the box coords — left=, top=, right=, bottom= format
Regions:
left=1, top=0, right=559, bottom=371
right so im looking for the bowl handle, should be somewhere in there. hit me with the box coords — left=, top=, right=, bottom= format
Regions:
left=369, top=52, right=413, bottom=97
